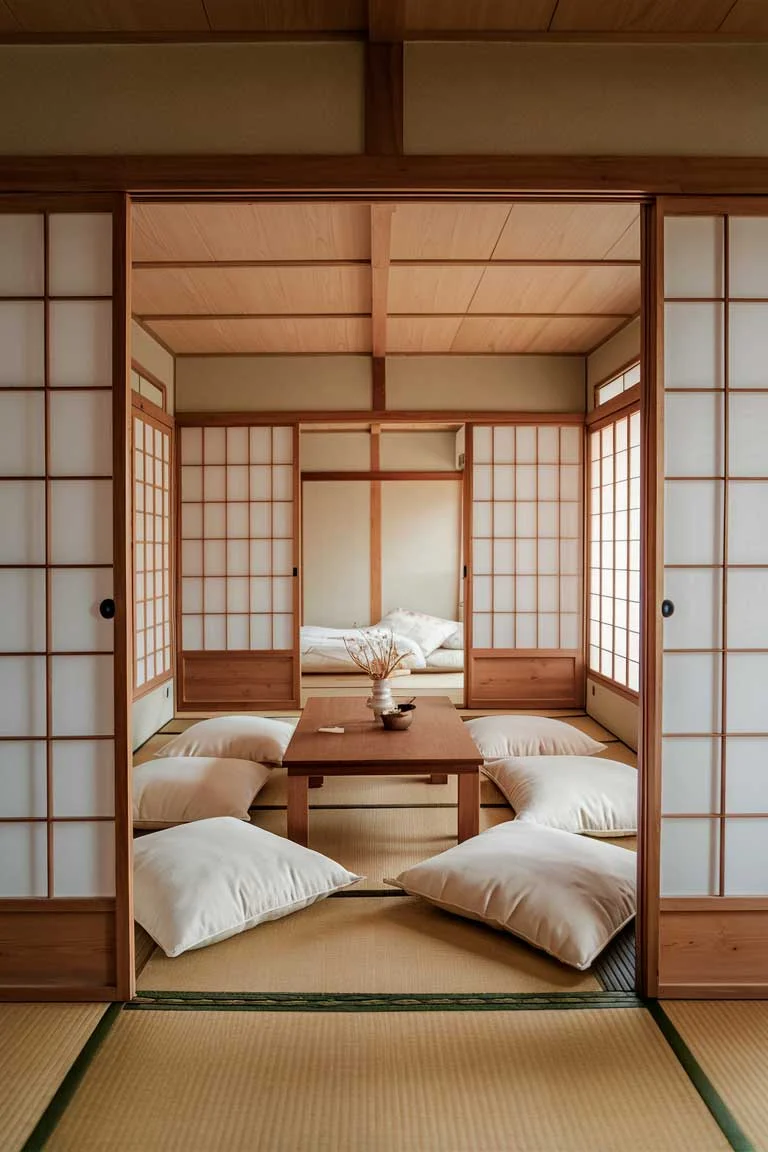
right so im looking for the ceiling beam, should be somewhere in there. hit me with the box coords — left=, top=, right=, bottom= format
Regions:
left=370, top=203, right=394, bottom=358
left=365, top=0, right=404, bottom=155
left=367, top=0, right=406, bottom=44
left=135, top=311, right=634, bottom=321
left=132, top=259, right=640, bottom=269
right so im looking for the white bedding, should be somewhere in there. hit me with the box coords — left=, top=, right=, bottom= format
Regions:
left=301, top=625, right=426, bottom=672
left=423, top=648, right=464, bottom=672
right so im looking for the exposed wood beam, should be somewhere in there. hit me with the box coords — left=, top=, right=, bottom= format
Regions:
left=369, top=421, right=382, bottom=623
left=367, top=0, right=406, bottom=44
left=175, top=410, right=586, bottom=425
left=371, top=204, right=394, bottom=358
left=137, top=311, right=634, bottom=322
left=303, top=471, right=463, bottom=481
left=132, top=259, right=641, bottom=270
left=6, top=155, right=768, bottom=195
left=364, top=43, right=403, bottom=155
left=372, top=357, right=386, bottom=409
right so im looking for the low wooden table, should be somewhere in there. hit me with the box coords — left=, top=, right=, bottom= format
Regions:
left=283, top=695, right=483, bottom=847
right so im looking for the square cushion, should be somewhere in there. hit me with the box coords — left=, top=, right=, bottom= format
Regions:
left=155, top=715, right=295, bottom=766
left=483, top=756, right=637, bottom=837
left=464, top=715, right=605, bottom=761
left=387, top=822, right=635, bottom=970
left=134, top=817, right=361, bottom=957
left=133, top=756, right=270, bottom=829
left=442, top=622, right=464, bottom=650
left=376, top=609, right=459, bottom=657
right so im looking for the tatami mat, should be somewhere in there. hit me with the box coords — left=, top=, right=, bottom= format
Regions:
left=664, top=1000, right=768, bottom=1151
left=138, top=894, right=599, bottom=994
left=0, top=1003, right=106, bottom=1152
left=250, top=804, right=513, bottom=888
left=47, top=1007, right=730, bottom=1152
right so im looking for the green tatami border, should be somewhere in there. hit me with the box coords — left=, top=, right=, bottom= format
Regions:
left=128, top=989, right=643, bottom=1012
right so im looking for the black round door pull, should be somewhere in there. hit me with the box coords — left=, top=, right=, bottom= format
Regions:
left=661, top=599, right=675, bottom=619
left=99, top=599, right=116, bottom=620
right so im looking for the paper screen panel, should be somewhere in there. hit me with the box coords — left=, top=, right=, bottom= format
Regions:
left=0, top=209, right=118, bottom=903
left=133, top=409, right=172, bottom=694
left=471, top=424, right=582, bottom=651
left=661, top=211, right=768, bottom=899
left=179, top=424, right=295, bottom=652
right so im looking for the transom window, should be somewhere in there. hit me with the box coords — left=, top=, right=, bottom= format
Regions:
left=595, top=361, right=640, bottom=407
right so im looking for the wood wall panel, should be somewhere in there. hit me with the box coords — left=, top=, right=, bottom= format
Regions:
left=0, top=906, right=116, bottom=997
left=180, top=651, right=296, bottom=709
left=659, top=908, right=768, bottom=996
left=468, top=651, right=585, bottom=709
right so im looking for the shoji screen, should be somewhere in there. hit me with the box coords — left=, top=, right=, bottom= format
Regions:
left=178, top=424, right=299, bottom=709
left=659, top=208, right=768, bottom=992
left=133, top=405, right=172, bottom=696
left=468, top=422, right=583, bottom=708
left=0, top=201, right=130, bottom=999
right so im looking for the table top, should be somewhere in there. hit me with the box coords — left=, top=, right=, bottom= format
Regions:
left=283, top=695, right=483, bottom=772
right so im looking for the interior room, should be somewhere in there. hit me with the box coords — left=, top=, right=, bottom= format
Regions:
left=126, top=196, right=642, bottom=993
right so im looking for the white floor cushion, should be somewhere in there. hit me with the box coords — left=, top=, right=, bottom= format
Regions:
left=483, top=756, right=637, bottom=837
left=387, top=822, right=636, bottom=970
left=155, top=715, right=295, bottom=766
left=133, top=756, right=270, bottom=829
left=134, top=817, right=361, bottom=957
left=465, top=715, right=605, bottom=761
left=375, top=609, right=458, bottom=657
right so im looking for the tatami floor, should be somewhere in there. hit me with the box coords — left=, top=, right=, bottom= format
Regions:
left=4, top=712, right=765, bottom=1149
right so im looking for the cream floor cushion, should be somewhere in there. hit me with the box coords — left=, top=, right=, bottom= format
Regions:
left=483, top=756, right=637, bottom=837
left=155, top=715, right=295, bottom=766
left=133, top=756, right=270, bottom=829
left=465, top=714, right=606, bottom=761
left=387, top=822, right=636, bottom=970
left=134, top=817, right=362, bottom=957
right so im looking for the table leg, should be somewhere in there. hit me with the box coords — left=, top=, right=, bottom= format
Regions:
left=428, top=774, right=448, bottom=785
left=287, top=775, right=309, bottom=846
left=308, top=776, right=325, bottom=789
left=457, top=770, right=480, bottom=843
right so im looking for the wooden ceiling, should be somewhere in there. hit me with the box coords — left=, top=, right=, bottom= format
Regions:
left=1, top=1, right=767, bottom=39
left=132, top=200, right=640, bottom=357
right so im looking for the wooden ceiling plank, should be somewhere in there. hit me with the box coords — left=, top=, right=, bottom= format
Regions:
left=371, top=203, right=394, bottom=356
left=493, top=202, right=640, bottom=260
left=4, top=0, right=211, bottom=32
left=132, top=264, right=371, bottom=316
left=389, top=203, right=512, bottom=261
left=550, top=0, right=736, bottom=33
left=203, top=0, right=367, bottom=32
left=469, top=263, right=640, bottom=316
left=368, top=0, right=405, bottom=41
left=145, top=315, right=371, bottom=355
left=388, top=264, right=487, bottom=314
left=132, top=202, right=371, bottom=263
left=450, top=313, right=625, bottom=354
left=719, top=0, right=768, bottom=32
left=387, top=316, right=463, bottom=352
left=404, top=0, right=557, bottom=32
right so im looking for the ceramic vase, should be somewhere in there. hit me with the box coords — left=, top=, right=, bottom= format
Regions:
left=369, top=677, right=395, bottom=717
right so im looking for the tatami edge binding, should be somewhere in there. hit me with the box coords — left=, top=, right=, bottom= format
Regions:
left=21, top=1002, right=124, bottom=1152
left=647, top=1000, right=755, bottom=1152
left=128, top=990, right=644, bottom=1012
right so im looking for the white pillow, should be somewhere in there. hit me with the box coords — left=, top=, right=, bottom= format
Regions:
left=465, top=715, right=605, bottom=761
left=132, top=756, right=270, bottom=829
left=442, top=623, right=464, bottom=650
left=155, top=715, right=295, bottom=766
left=376, top=608, right=458, bottom=657
left=133, top=817, right=361, bottom=957
left=483, top=756, right=637, bottom=837
left=387, top=822, right=635, bottom=970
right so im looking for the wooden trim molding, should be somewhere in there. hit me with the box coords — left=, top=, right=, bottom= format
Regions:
left=301, top=470, right=463, bottom=481
left=586, top=384, right=641, bottom=427
left=369, top=424, right=382, bottom=624
left=4, top=155, right=768, bottom=194
left=175, top=410, right=587, bottom=427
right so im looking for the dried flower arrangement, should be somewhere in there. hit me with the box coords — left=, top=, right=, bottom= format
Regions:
left=342, top=629, right=408, bottom=680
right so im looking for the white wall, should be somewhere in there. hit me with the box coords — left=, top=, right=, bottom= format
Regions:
left=406, top=43, right=768, bottom=155
left=585, top=320, right=642, bottom=749
left=302, top=481, right=371, bottom=628
left=176, top=356, right=371, bottom=412
left=130, top=322, right=176, bottom=750
left=381, top=479, right=462, bottom=621
left=386, top=356, right=585, bottom=412
left=380, top=431, right=456, bottom=470
left=0, top=43, right=363, bottom=154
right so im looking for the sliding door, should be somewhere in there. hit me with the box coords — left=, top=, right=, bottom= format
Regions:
left=655, top=203, right=768, bottom=994
left=0, top=199, right=131, bottom=999
left=466, top=422, right=583, bottom=709
left=177, top=423, right=299, bottom=709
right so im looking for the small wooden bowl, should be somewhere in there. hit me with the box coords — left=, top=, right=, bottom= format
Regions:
left=381, top=704, right=415, bottom=731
